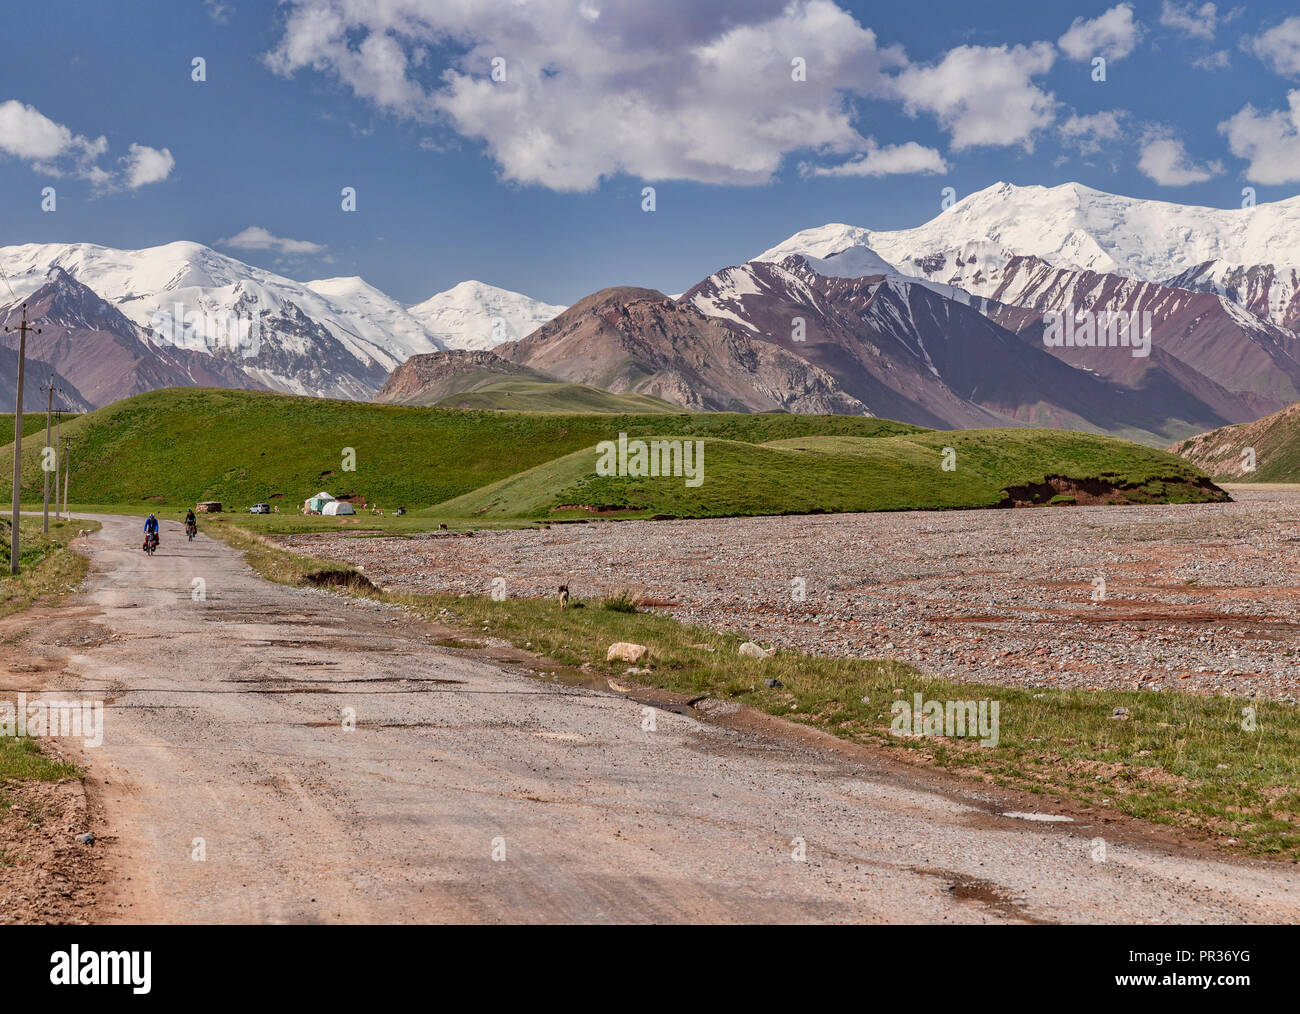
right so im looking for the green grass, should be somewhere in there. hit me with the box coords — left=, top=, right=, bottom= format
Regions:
left=212, top=523, right=1300, bottom=861
left=0, top=387, right=923, bottom=513
left=0, top=516, right=92, bottom=789
left=1172, top=404, right=1300, bottom=483
left=600, top=590, right=639, bottom=613
left=0, top=735, right=78, bottom=784
left=430, top=429, right=1226, bottom=521
left=433, top=377, right=682, bottom=414
left=0, top=413, right=79, bottom=439
left=0, top=518, right=98, bottom=619
left=0, top=388, right=1224, bottom=525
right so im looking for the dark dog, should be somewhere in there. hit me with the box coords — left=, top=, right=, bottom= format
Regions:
left=558, top=585, right=570, bottom=609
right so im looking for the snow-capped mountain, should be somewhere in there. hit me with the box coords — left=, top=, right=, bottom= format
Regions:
left=0, top=241, right=443, bottom=399
left=408, top=280, right=566, bottom=351
left=304, top=274, right=445, bottom=362
left=757, top=181, right=1300, bottom=329
left=680, top=257, right=1241, bottom=438
left=0, top=268, right=262, bottom=409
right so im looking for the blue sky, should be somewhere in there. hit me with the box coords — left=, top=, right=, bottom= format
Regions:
left=3, top=0, right=1300, bottom=305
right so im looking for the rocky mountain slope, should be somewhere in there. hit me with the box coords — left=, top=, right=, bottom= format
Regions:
left=1172, top=401, right=1300, bottom=482
left=495, top=286, right=870, bottom=415
left=373, top=349, right=546, bottom=406
left=0, top=269, right=266, bottom=410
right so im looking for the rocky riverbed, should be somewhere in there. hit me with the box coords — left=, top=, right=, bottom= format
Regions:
left=277, top=487, right=1300, bottom=703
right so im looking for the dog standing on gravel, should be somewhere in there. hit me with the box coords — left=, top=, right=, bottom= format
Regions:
left=558, top=585, right=570, bottom=610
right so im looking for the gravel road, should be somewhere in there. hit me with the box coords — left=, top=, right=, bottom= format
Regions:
left=281, top=488, right=1300, bottom=703
left=3, top=513, right=1298, bottom=924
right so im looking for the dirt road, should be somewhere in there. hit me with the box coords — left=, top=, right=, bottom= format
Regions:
left=4, top=514, right=1299, bottom=923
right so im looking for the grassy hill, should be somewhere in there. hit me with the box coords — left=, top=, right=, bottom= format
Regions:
left=432, top=377, right=680, bottom=414
left=0, top=387, right=920, bottom=512
left=0, top=387, right=1224, bottom=523
left=0, top=413, right=79, bottom=440
left=1172, top=401, right=1300, bottom=482
left=429, top=429, right=1226, bottom=521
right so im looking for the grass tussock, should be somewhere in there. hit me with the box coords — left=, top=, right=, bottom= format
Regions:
left=600, top=590, right=639, bottom=613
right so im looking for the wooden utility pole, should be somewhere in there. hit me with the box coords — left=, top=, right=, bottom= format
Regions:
left=4, top=305, right=39, bottom=574
left=62, top=437, right=72, bottom=522
left=41, top=377, right=58, bottom=534
left=53, top=410, right=62, bottom=520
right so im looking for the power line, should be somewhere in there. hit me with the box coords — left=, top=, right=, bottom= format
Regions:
left=0, top=262, right=17, bottom=302
left=4, top=304, right=40, bottom=574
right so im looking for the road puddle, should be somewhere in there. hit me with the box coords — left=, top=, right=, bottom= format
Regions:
left=1000, top=811, right=1075, bottom=822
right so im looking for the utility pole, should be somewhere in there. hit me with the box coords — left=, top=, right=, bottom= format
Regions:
left=4, top=305, right=39, bottom=574
left=53, top=409, right=61, bottom=520
left=41, top=376, right=58, bottom=533
left=63, top=437, right=72, bottom=522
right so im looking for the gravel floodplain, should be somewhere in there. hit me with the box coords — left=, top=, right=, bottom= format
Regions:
left=279, top=488, right=1300, bottom=704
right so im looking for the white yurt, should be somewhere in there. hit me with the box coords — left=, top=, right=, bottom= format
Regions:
left=322, top=500, right=355, bottom=516
left=305, top=491, right=336, bottom=513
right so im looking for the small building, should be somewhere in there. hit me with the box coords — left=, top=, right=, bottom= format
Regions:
left=305, top=491, right=336, bottom=514
left=322, top=500, right=355, bottom=516
left=196, top=501, right=222, bottom=513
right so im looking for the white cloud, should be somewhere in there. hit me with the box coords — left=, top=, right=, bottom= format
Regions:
left=1137, top=127, right=1223, bottom=185
left=804, top=141, right=948, bottom=178
left=1059, top=110, right=1128, bottom=155
left=1160, top=1, right=1218, bottom=40
left=1249, top=16, right=1300, bottom=77
left=265, top=0, right=906, bottom=191
left=205, top=1, right=232, bottom=25
left=122, top=144, right=175, bottom=189
left=1192, top=49, right=1231, bottom=70
left=0, top=99, right=174, bottom=190
left=1219, top=91, right=1300, bottom=184
left=895, top=43, right=1057, bottom=151
left=0, top=99, right=108, bottom=181
left=219, top=226, right=327, bottom=256
left=1058, top=4, right=1143, bottom=62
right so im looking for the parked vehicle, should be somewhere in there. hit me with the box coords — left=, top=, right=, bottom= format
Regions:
left=250, top=503, right=271, bottom=514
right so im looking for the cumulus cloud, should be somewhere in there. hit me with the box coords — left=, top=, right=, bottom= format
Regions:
left=0, top=99, right=173, bottom=190
left=0, top=99, right=109, bottom=181
left=1059, top=110, right=1128, bottom=155
left=218, top=226, right=327, bottom=256
left=1249, top=16, right=1300, bottom=77
left=1058, top=4, right=1143, bottom=62
left=122, top=144, right=175, bottom=189
left=1137, top=127, right=1223, bottom=185
left=894, top=43, right=1057, bottom=151
left=265, top=0, right=906, bottom=191
left=1219, top=91, right=1300, bottom=184
left=1160, top=1, right=1218, bottom=40
left=803, top=141, right=948, bottom=178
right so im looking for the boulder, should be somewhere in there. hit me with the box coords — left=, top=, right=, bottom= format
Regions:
left=606, top=642, right=648, bottom=663
left=739, top=641, right=771, bottom=659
